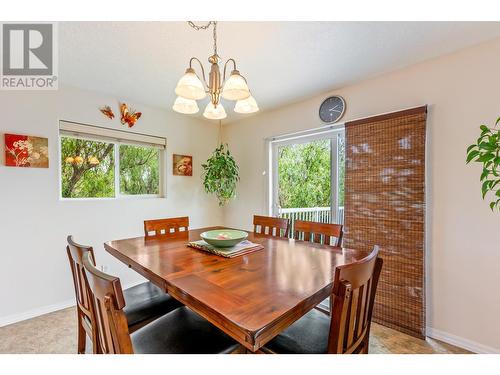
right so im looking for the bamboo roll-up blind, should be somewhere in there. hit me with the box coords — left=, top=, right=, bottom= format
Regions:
left=344, top=106, right=427, bottom=338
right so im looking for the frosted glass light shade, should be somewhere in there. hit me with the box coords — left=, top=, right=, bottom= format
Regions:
left=203, top=102, right=227, bottom=120
left=234, top=95, right=259, bottom=114
left=221, top=71, right=250, bottom=101
left=175, top=70, right=206, bottom=100
left=172, top=96, right=199, bottom=114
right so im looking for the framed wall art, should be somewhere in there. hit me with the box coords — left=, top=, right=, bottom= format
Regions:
left=173, top=154, right=192, bottom=176
left=4, top=133, right=49, bottom=168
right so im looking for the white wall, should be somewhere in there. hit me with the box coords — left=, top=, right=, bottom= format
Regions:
left=0, top=85, right=223, bottom=325
left=222, top=38, right=500, bottom=353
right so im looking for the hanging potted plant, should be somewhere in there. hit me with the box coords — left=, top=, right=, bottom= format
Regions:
left=202, top=143, right=240, bottom=206
left=466, top=117, right=500, bottom=211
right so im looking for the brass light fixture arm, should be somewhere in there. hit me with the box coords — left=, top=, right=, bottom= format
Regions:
left=188, top=57, right=209, bottom=91
left=222, top=58, right=238, bottom=83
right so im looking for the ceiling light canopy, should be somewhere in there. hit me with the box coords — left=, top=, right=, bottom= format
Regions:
left=173, top=21, right=258, bottom=120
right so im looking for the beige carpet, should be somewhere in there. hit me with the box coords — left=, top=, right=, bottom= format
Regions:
left=0, top=307, right=470, bottom=354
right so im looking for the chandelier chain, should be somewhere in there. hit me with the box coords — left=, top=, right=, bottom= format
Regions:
left=213, top=21, right=217, bottom=57
left=187, top=21, right=218, bottom=57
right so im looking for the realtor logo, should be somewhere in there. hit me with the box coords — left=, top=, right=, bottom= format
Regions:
left=1, top=23, right=58, bottom=90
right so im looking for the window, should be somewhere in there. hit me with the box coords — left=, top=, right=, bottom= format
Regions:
left=59, top=121, right=165, bottom=199
left=269, top=127, right=345, bottom=228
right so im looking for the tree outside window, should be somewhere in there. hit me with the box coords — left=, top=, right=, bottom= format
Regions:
left=60, top=137, right=161, bottom=198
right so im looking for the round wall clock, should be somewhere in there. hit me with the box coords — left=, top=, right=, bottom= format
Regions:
left=319, top=96, right=346, bottom=123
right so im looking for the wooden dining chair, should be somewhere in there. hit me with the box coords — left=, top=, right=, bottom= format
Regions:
left=144, top=216, right=189, bottom=238
left=253, top=215, right=289, bottom=238
left=81, top=251, right=240, bottom=354
left=263, top=246, right=383, bottom=354
left=66, top=236, right=181, bottom=353
left=293, top=220, right=343, bottom=247
left=66, top=237, right=99, bottom=354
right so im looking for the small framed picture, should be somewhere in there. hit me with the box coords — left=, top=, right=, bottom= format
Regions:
left=173, top=154, right=193, bottom=176
left=4, top=133, right=49, bottom=168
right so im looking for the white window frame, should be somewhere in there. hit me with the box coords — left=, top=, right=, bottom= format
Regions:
left=58, top=120, right=167, bottom=200
left=266, top=124, right=345, bottom=224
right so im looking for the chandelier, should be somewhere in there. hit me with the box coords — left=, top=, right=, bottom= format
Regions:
left=173, top=21, right=259, bottom=120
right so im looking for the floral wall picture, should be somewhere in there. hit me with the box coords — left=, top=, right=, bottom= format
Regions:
left=4, top=133, right=49, bottom=168
left=173, top=154, right=193, bottom=176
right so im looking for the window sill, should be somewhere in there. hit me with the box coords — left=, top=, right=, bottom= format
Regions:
left=59, top=195, right=166, bottom=202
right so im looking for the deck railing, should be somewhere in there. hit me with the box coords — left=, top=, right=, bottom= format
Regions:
left=278, top=206, right=344, bottom=237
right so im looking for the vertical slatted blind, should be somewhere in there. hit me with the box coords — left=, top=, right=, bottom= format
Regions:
left=344, top=106, right=427, bottom=338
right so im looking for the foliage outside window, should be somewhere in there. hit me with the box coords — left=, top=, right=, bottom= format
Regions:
left=61, top=136, right=161, bottom=199
left=119, top=144, right=159, bottom=195
left=278, top=138, right=345, bottom=208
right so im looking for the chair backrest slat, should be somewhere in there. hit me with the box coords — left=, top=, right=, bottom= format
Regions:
left=293, top=220, right=343, bottom=247
left=253, top=215, right=289, bottom=238
left=82, top=252, right=133, bottom=354
left=327, top=246, right=382, bottom=354
left=144, top=216, right=189, bottom=238
left=67, top=236, right=96, bottom=316
left=66, top=236, right=102, bottom=353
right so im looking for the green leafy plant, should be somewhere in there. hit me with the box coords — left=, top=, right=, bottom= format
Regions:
left=202, top=143, right=240, bottom=206
left=466, top=118, right=500, bottom=211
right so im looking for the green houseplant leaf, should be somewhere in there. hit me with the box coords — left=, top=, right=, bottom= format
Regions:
left=202, top=143, right=240, bottom=206
left=466, top=118, right=500, bottom=211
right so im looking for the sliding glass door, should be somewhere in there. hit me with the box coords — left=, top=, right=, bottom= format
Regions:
left=270, top=128, right=345, bottom=235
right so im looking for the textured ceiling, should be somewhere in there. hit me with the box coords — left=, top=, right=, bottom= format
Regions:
left=59, top=21, right=500, bottom=121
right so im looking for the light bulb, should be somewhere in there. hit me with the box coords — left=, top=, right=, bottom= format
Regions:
left=221, top=70, right=250, bottom=101
left=234, top=95, right=259, bottom=114
left=203, top=102, right=227, bottom=120
left=172, top=96, right=199, bottom=114
left=175, top=68, right=206, bottom=100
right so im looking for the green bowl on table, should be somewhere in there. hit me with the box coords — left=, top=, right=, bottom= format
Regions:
left=200, top=229, right=248, bottom=248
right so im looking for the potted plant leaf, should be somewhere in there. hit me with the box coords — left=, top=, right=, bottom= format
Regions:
left=466, top=118, right=500, bottom=211
left=202, top=143, right=240, bottom=206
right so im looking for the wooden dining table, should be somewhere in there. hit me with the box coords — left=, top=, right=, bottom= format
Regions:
left=104, top=226, right=369, bottom=352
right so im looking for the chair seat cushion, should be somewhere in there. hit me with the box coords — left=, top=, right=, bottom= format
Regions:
left=131, top=306, right=240, bottom=354
left=265, top=308, right=330, bottom=354
left=123, top=282, right=182, bottom=328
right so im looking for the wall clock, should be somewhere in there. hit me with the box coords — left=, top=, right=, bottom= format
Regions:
left=319, top=96, right=346, bottom=123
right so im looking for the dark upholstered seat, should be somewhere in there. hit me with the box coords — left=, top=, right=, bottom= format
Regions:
left=123, top=282, right=182, bottom=328
left=265, top=308, right=330, bottom=354
left=82, top=252, right=239, bottom=354
left=132, top=306, right=240, bottom=354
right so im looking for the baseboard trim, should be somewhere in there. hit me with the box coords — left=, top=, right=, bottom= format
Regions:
left=0, top=299, right=76, bottom=328
left=426, top=327, right=500, bottom=354
left=0, top=280, right=145, bottom=328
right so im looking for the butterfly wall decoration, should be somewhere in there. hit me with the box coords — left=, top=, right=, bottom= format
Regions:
left=99, top=105, right=115, bottom=119
left=120, top=103, right=142, bottom=128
